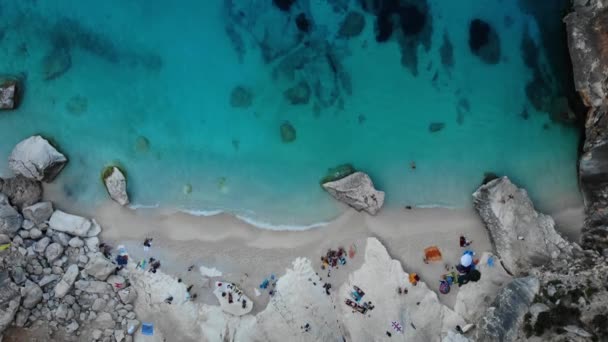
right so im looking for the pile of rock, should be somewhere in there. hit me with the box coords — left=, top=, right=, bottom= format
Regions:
left=0, top=136, right=138, bottom=341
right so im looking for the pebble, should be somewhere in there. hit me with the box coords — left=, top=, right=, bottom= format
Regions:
left=19, top=230, right=30, bottom=239
left=68, top=237, right=84, bottom=248
left=22, top=219, right=35, bottom=230
left=29, top=228, right=43, bottom=239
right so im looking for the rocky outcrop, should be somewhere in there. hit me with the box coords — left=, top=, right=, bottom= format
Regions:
left=48, top=210, right=101, bottom=237
left=0, top=198, right=139, bottom=340
left=22, top=202, right=53, bottom=227
left=0, top=80, right=18, bottom=110
left=0, top=203, right=23, bottom=236
left=565, top=0, right=608, bottom=256
left=0, top=176, right=42, bottom=209
left=8, top=136, right=67, bottom=182
left=474, top=276, right=539, bottom=342
left=323, top=172, right=385, bottom=215
left=472, top=177, right=575, bottom=275
left=102, top=166, right=129, bottom=206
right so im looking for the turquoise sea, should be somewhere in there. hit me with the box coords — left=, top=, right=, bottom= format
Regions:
left=0, top=0, right=582, bottom=227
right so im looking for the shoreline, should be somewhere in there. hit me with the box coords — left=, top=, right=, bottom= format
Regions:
left=43, top=181, right=584, bottom=234
left=88, top=198, right=583, bottom=311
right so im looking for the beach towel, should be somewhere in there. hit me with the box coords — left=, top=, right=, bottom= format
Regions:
left=141, top=322, right=154, bottom=336
left=424, top=246, right=443, bottom=262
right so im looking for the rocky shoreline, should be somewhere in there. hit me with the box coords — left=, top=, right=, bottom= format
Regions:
left=0, top=137, right=139, bottom=341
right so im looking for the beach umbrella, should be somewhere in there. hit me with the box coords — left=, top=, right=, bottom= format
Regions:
left=460, top=253, right=472, bottom=267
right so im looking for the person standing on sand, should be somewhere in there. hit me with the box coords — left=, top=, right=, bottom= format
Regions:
left=143, top=238, right=153, bottom=252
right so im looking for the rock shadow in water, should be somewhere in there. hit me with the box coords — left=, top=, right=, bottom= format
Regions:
left=440, top=31, right=454, bottom=71
left=362, top=0, right=433, bottom=76
left=468, top=19, right=501, bottom=64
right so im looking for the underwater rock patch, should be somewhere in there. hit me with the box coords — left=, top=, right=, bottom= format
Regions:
left=338, top=12, right=365, bottom=38
left=429, top=122, right=445, bottom=132
left=284, top=81, right=311, bottom=105
left=319, top=164, right=356, bottom=185
left=398, top=5, right=426, bottom=36
left=469, top=19, right=501, bottom=64
left=440, top=31, right=454, bottom=69
left=65, top=95, right=88, bottom=116
left=295, top=13, right=311, bottom=33
left=273, top=0, right=296, bottom=12
left=41, top=47, right=72, bottom=81
left=135, top=136, right=150, bottom=153
left=280, top=121, right=296, bottom=143
left=230, top=86, right=253, bottom=108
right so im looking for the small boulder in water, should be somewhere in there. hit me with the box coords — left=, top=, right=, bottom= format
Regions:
left=469, top=19, right=501, bottom=64
left=272, top=0, right=295, bottom=12
left=280, top=121, right=296, bottom=143
left=338, top=12, right=366, bottom=38
left=9, top=135, right=68, bottom=182
left=295, top=13, right=311, bottom=33
left=230, top=86, right=253, bottom=108
left=102, top=166, right=129, bottom=206
left=322, top=172, right=385, bottom=215
left=284, top=81, right=311, bottom=105
left=0, top=79, right=18, bottom=110
left=429, top=122, right=445, bottom=132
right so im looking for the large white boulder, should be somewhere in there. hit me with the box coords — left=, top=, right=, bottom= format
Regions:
left=322, top=172, right=385, bottom=215
left=103, top=167, right=129, bottom=206
left=8, top=135, right=67, bottom=182
left=473, top=177, right=575, bottom=275
left=48, top=210, right=100, bottom=237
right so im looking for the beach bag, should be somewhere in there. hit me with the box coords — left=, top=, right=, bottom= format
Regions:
left=469, top=270, right=481, bottom=282
left=439, top=281, right=450, bottom=294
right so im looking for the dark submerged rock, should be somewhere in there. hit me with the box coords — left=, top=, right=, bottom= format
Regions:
left=440, top=32, right=454, bottom=69
left=280, top=121, right=296, bottom=143
left=284, top=81, right=311, bottom=105
left=469, top=19, right=501, bottom=64
left=320, top=164, right=356, bottom=185
left=0, top=78, right=18, bottom=110
left=230, top=86, right=253, bottom=108
left=273, top=0, right=296, bottom=12
left=338, top=12, right=365, bottom=38
left=295, top=13, right=310, bottom=33
left=428, top=122, right=445, bottom=133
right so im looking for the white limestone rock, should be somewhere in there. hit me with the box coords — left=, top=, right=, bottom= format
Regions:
left=54, top=264, right=79, bottom=298
left=103, top=167, right=129, bottom=206
left=322, top=172, right=385, bottom=215
left=45, top=242, right=64, bottom=263
left=21, top=280, right=43, bottom=309
left=85, top=255, right=116, bottom=281
left=0, top=80, right=17, bottom=110
left=8, top=135, right=67, bottom=182
left=49, top=210, right=100, bottom=237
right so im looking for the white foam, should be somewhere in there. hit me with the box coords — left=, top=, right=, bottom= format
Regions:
left=128, top=203, right=160, bottom=210
left=235, top=214, right=328, bottom=231
left=180, top=209, right=224, bottom=217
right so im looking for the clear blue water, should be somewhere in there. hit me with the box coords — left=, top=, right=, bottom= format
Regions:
left=0, top=0, right=581, bottom=226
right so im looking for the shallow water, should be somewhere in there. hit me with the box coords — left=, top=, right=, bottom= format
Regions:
left=0, top=0, right=582, bottom=226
